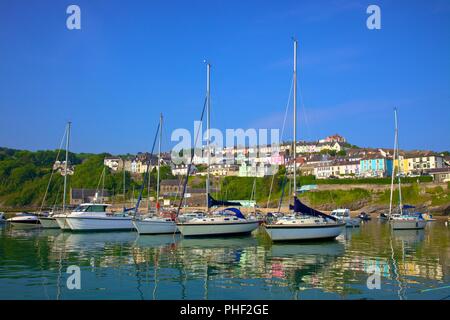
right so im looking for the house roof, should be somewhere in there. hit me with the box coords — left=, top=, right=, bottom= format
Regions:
left=160, top=179, right=180, bottom=186
left=425, top=167, right=450, bottom=174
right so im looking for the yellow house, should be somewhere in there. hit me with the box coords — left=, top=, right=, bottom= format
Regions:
left=393, top=157, right=410, bottom=175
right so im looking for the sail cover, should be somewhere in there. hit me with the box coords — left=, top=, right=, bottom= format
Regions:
left=289, top=196, right=337, bottom=221
left=223, top=207, right=246, bottom=219
left=208, top=194, right=242, bottom=208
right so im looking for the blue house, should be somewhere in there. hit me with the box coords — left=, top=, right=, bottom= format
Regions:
left=359, top=157, right=393, bottom=177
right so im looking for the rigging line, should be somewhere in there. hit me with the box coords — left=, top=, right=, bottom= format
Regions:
left=266, top=75, right=294, bottom=209
left=39, top=126, right=67, bottom=214
left=176, top=96, right=208, bottom=216
left=134, top=122, right=161, bottom=216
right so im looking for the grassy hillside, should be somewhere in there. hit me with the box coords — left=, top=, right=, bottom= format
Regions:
left=0, top=147, right=173, bottom=209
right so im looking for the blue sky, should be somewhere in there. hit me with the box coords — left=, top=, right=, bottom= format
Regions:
left=0, top=0, right=449, bottom=154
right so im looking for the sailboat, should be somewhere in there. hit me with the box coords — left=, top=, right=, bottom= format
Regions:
left=263, top=39, right=345, bottom=241
left=176, top=62, right=260, bottom=237
left=40, top=122, right=72, bottom=228
left=133, top=113, right=178, bottom=235
left=388, top=108, right=427, bottom=230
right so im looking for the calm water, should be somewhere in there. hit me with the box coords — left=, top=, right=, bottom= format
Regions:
left=0, top=221, right=449, bottom=300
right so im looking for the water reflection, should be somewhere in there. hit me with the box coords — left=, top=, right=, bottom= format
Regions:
left=0, top=221, right=448, bottom=299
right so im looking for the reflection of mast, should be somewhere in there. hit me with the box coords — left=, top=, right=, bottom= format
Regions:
left=62, top=122, right=71, bottom=213
left=389, top=233, right=406, bottom=300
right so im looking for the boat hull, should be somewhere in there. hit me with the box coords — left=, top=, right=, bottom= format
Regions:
left=8, top=215, right=41, bottom=229
left=391, top=219, right=427, bottom=230
left=39, top=217, right=60, bottom=229
left=55, top=216, right=71, bottom=230
left=133, top=219, right=178, bottom=235
left=177, top=221, right=259, bottom=237
left=66, top=216, right=135, bottom=231
left=264, top=223, right=345, bottom=241
left=9, top=220, right=40, bottom=228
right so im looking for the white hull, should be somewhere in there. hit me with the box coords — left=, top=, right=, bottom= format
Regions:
left=55, top=216, right=71, bottom=230
left=10, top=221, right=40, bottom=229
left=39, top=217, right=60, bottom=229
left=133, top=219, right=178, bottom=234
left=264, top=223, right=345, bottom=241
left=66, top=216, right=135, bottom=231
left=177, top=221, right=259, bottom=237
left=391, top=219, right=427, bottom=230
left=8, top=215, right=40, bottom=228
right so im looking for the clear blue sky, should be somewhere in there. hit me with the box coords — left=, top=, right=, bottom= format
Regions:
left=0, top=0, right=449, bottom=154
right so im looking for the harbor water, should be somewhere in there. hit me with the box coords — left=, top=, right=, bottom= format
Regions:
left=0, top=221, right=449, bottom=300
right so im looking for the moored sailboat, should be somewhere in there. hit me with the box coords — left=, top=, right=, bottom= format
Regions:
left=176, top=62, right=259, bottom=237
left=40, top=122, right=72, bottom=229
left=133, top=113, right=178, bottom=235
left=387, top=109, right=426, bottom=230
left=263, top=39, right=345, bottom=242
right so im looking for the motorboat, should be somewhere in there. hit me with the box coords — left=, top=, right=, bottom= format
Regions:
left=176, top=208, right=260, bottom=237
left=378, top=212, right=390, bottom=221
left=7, top=212, right=42, bottom=228
left=64, top=203, right=134, bottom=231
left=331, top=208, right=361, bottom=227
left=358, top=212, right=371, bottom=221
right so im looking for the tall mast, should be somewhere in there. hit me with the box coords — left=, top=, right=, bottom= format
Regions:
left=123, top=157, right=126, bottom=209
left=62, top=121, right=71, bottom=212
left=293, top=39, right=298, bottom=196
left=395, top=108, right=403, bottom=214
left=206, top=62, right=211, bottom=211
left=156, top=113, right=162, bottom=214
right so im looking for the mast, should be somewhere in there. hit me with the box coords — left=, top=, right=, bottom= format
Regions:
left=123, top=157, right=126, bottom=209
left=206, top=62, right=211, bottom=211
left=395, top=108, right=403, bottom=214
left=62, top=121, right=71, bottom=213
left=156, top=113, right=162, bottom=214
left=293, top=39, right=298, bottom=197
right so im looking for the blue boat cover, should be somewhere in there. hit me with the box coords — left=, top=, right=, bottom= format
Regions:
left=289, top=196, right=337, bottom=221
left=223, top=207, right=246, bottom=219
left=208, top=194, right=242, bottom=208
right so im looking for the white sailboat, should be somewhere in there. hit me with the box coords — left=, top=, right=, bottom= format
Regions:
left=263, top=39, right=345, bottom=241
left=133, top=113, right=178, bottom=235
left=40, top=122, right=72, bottom=229
left=388, top=108, right=426, bottom=230
left=176, top=62, right=259, bottom=237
